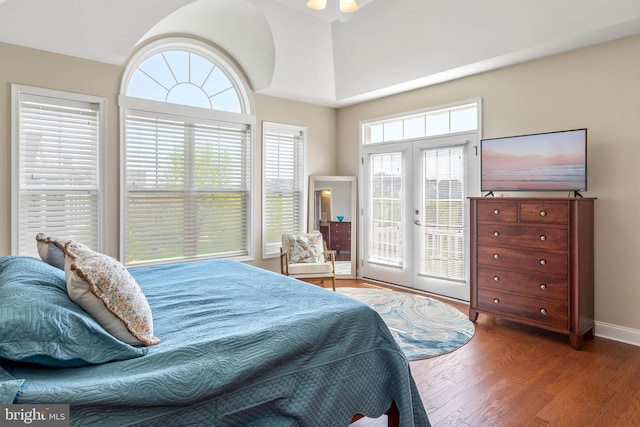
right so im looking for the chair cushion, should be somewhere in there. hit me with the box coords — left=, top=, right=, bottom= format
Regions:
left=288, top=262, right=333, bottom=275
left=285, top=233, right=324, bottom=263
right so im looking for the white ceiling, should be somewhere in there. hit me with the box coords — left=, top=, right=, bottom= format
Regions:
left=0, top=0, right=639, bottom=107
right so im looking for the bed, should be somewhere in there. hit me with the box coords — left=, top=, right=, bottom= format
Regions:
left=0, top=255, right=430, bottom=427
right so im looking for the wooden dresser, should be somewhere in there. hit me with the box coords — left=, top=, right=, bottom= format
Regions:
left=327, top=221, right=351, bottom=253
left=469, top=197, right=595, bottom=350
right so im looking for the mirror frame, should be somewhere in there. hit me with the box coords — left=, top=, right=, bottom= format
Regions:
left=308, top=175, right=357, bottom=278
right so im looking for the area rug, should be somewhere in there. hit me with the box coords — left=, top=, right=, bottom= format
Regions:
left=337, top=287, right=475, bottom=360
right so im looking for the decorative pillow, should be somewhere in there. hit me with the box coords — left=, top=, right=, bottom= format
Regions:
left=63, top=242, right=160, bottom=346
left=0, top=256, right=147, bottom=367
left=35, top=232, right=75, bottom=270
left=286, top=233, right=324, bottom=263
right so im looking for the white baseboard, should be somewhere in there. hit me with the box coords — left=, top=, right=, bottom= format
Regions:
left=595, top=321, right=640, bottom=347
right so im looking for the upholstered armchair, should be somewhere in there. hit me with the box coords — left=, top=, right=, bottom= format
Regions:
left=280, top=231, right=336, bottom=291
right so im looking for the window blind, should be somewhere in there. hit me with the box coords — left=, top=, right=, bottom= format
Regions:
left=368, top=152, right=404, bottom=266
left=418, top=145, right=465, bottom=281
left=14, top=90, right=102, bottom=256
left=124, top=110, right=250, bottom=265
left=263, top=123, right=305, bottom=257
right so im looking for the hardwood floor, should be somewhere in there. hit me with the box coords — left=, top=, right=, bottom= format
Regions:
left=332, top=279, right=640, bottom=427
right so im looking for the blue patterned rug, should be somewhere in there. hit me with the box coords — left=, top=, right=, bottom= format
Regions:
left=337, top=287, right=475, bottom=360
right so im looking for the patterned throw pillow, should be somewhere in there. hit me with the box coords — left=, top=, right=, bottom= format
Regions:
left=63, top=241, right=160, bottom=346
left=287, top=234, right=324, bottom=263
left=35, top=233, right=75, bottom=270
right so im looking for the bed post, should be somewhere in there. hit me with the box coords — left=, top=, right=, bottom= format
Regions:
left=387, top=401, right=399, bottom=427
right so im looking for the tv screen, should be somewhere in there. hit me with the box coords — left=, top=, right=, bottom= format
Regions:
left=481, top=128, right=587, bottom=192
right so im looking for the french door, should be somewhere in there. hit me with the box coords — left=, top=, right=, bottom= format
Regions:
left=361, top=133, right=479, bottom=301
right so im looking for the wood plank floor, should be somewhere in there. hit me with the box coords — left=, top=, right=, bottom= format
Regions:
left=331, top=279, right=640, bottom=427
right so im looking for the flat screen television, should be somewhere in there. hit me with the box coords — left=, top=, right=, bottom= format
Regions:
left=481, top=128, right=587, bottom=192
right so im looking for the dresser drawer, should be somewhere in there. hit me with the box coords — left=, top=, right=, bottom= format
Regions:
left=520, top=202, right=568, bottom=224
left=476, top=201, right=518, bottom=223
left=477, top=245, right=567, bottom=275
left=477, top=268, right=567, bottom=301
left=331, top=236, right=351, bottom=251
left=330, top=221, right=350, bottom=233
left=332, top=235, right=350, bottom=243
left=478, top=289, right=568, bottom=330
left=477, top=224, right=568, bottom=251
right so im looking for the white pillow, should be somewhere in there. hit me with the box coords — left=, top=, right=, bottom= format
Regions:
left=63, top=241, right=159, bottom=346
left=35, top=233, right=75, bottom=270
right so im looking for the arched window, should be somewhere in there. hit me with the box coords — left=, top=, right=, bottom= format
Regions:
left=126, top=48, right=244, bottom=112
left=120, top=37, right=255, bottom=266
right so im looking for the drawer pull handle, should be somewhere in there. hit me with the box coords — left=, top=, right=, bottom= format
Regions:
left=540, top=308, right=547, bottom=315
left=493, top=253, right=500, bottom=260
left=539, top=235, right=546, bottom=241
left=493, top=209, right=500, bottom=215
left=493, top=231, right=500, bottom=237
left=493, top=298, right=500, bottom=304
left=493, top=276, right=500, bottom=282
left=539, top=211, right=547, bottom=217
left=539, top=259, right=546, bottom=265
left=540, top=284, right=547, bottom=290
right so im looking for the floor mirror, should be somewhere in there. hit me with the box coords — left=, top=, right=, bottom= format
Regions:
left=308, top=176, right=357, bottom=278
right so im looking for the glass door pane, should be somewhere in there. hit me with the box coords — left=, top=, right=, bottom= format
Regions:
left=416, top=145, right=465, bottom=281
left=361, top=134, right=478, bottom=300
left=362, top=143, right=412, bottom=286
left=369, top=152, right=404, bottom=266
left=412, top=135, right=478, bottom=301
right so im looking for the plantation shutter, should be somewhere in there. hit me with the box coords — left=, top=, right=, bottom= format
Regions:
left=418, top=145, right=465, bottom=281
left=124, top=110, right=250, bottom=265
left=14, top=89, right=102, bottom=256
left=263, top=123, right=305, bottom=257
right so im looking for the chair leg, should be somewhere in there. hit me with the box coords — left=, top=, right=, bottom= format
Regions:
left=331, top=276, right=336, bottom=292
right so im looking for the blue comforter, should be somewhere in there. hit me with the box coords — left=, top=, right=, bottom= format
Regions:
left=2, top=259, right=429, bottom=426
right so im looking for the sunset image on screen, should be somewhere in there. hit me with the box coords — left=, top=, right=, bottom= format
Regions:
left=481, top=129, right=586, bottom=191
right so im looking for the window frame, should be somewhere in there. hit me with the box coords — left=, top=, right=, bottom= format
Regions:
left=359, top=99, right=481, bottom=298
left=362, top=101, right=480, bottom=145
left=11, top=84, right=106, bottom=256
left=262, top=121, right=307, bottom=258
left=121, top=37, right=253, bottom=115
left=119, top=37, right=255, bottom=267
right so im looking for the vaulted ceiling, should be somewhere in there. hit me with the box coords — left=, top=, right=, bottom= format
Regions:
left=0, top=0, right=638, bottom=107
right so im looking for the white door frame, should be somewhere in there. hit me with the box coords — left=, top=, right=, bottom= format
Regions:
left=360, top=132, right=479, bottom=301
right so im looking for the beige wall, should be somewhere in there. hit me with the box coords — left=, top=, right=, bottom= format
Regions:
left=336, top=34, right=640, bottom=330
left=0, top=42, right=122, bottom=258
left=252, top=94, right=337, bottom=271
left=0, top=42, right=337, bottom=273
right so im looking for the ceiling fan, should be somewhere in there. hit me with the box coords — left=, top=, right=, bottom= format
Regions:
left=307, top=0, right=359, bottom=14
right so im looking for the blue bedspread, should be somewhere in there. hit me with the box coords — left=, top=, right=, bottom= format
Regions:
left=2, top=259, right=429, bottom=426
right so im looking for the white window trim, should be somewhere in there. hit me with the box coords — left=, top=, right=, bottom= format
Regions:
left=361, top=97, right=483, bottom=145
left=262, top=122, right=307, bottom=259
left=11, top=84, right=106, bottom=255
left=358, top=99, right=482, bottom=292
left=359, top=97, right=483, bottom=192
left=120, top=37, right=254, bottom=116
left=119, top=37, right=256, bottom=266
